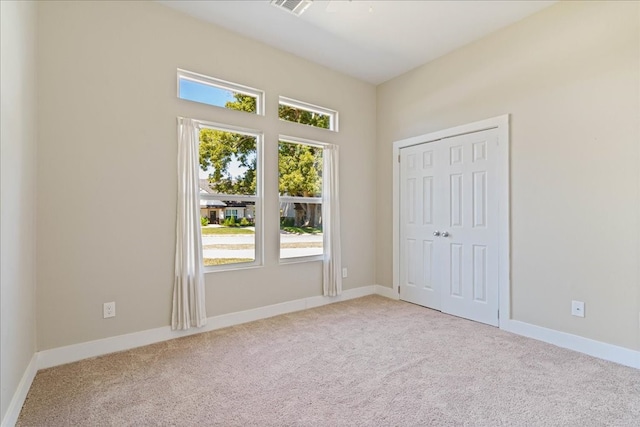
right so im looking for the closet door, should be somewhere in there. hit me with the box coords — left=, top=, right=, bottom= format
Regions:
left=399, top=139, right=446, bottom=310
left=399, top=128, right=499, bottom=327
left=439, top=129, right=499, bottom=326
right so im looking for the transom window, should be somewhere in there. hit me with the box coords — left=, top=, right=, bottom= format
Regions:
left=178, top=69, right=264, bottom=115
left=279, top=96, right=338, bottom=131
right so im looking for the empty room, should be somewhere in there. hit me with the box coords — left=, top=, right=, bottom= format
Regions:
left=1, top=0, right=639, bottom=425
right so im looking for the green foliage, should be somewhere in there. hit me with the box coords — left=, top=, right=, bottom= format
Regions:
left=201, top=217, right=210, bottom=226
left=199, top=94, right=324, bottom=201
left=223, top=216, right=237, bottom=227
left=281, top=226, right=322, bottom=235
left=198, top=94, right=325, bottom=229
left=199, top=94, right=257, bottom=196
left=278, top=141, right=323, bottom=228
left=278, top=142, right=322, bottom=197
left=220, top=215, right=252, bottom=227
left=226, top=93, right=256, bottom=113
left=280, top=217, right=295, bottom=227
left=199, top=128, right=257, bottom=195
left=279, top=105, right=330, bottom=129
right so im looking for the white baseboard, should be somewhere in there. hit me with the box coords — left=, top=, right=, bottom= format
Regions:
left=1, top=353, right=38, bottom=427
left=38, top=285, right=379, bottom=370
left=502, top=319, right=640, bottom=369
left=12, top=285, right=637, bottom=426
left=379, top=282, right=639, bottom=369
left=375, top=284, right=399, bottom=300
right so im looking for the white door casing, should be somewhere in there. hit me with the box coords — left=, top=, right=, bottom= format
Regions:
left=393, top=115, right=510, bottom=327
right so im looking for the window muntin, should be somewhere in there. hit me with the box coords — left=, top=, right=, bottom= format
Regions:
left=199, top=124, right=262, bottom=268
left=178, top=69, right=264, bottom=115
left=279, top=96, right=338, bottom=131
left=278, top=139, right=324, bottom=260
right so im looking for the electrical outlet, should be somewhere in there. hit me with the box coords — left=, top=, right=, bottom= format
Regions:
left=571, top=300, right=585, bottom=318
left=103, top=302, right=116, bottom=318
left=342, top=268, right=348, bottom=278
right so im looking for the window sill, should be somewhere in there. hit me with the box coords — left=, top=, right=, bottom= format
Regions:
left=203, top=262, right=263, bottom=274
left=279, top=255, right=323, bottom=265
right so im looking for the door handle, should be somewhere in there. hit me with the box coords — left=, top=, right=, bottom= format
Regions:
left=441, top=231, right=450, bottom=237
left=433, top=231, right=441, bottom=237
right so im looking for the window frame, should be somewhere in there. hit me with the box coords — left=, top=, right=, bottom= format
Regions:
left=278, top=96, right=339, bottom=132
left=195, top=119, right=264, bottom=271
left=278, top=135, right=328, bottom=264
left=178, top=69, right=265, bottom=115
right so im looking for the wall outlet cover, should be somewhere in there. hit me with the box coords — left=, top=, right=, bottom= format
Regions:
left=571, top=300, right=585, bottom=318
left=103, top=302, right=116, bottom=319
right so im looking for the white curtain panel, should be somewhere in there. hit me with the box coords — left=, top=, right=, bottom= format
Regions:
left=322, top=144, right=342, bottom=297
left=172, top=118, right=207, bottom=330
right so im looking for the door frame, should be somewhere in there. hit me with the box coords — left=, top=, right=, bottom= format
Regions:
left=392, top=114, right=510, bottom=328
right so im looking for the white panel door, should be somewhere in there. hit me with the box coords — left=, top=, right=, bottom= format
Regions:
left=399, top=140, right=445, bottom=310
left=399, top=128, right=499, bottom=326
left=440, top=129, right=499, bottom=326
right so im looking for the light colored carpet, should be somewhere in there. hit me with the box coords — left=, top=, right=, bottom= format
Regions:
left=17, top=296, right=640, bottom=426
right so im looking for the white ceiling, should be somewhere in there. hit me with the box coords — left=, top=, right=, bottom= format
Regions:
left=160, top=0, right=556, bottom=85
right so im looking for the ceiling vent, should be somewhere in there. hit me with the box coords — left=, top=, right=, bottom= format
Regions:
left=270, top=0, right=313, bottom=16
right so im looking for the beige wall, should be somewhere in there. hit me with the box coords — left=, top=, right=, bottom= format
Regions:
left=37, top=1, right=376, bottom=350
left=0, top=0, right=38, bottom=421
left=376, top=1, right=640, bottom=350
left=22, top=0, right=640, bottom=361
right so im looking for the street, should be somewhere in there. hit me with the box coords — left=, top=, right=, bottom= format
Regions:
left=202, top=231, right=323, bottom=259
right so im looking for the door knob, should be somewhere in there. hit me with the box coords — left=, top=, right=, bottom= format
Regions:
left=441, top=231, right=450, bottom=237
left=433, top=231, right=441, bottom=237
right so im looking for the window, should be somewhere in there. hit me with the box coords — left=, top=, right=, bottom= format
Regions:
left=279, top=138, right=324, bottom=260
left=177, top=70, right=340, bottom=269
left=279, top=96, right=338, bottom=131
left=178, top=69, right=264, bottom=115
left=199, top=124, right=262, bottom=268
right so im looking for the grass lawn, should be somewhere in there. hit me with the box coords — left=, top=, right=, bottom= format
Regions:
left=204, top=258, right=254, bottom=266
left=203, top=242, right=322, bottom=250
left=202, top=227, right=254, bottom=235
left=280, top=226, right=322, bottom=234
left=203, top=243, right=255, bottom=250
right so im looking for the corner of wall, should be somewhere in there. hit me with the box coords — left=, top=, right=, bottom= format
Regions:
left=1, top=0, right=39, bottom=423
